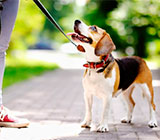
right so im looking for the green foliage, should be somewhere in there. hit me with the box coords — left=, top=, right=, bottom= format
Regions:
left=7, top=0, right=45, bottom=55
left=107, top=0, right=160, bottom=57
left=3, top=58, right=59, bottom=88
left=40, top=0, right=83, bottom=43
left=7, top=0, right=160, bottom=58
left=145, top=55, right=160, bottom=68
left=83, top=0, right=122, bottom=55
left=75, top=0, right=160, bottom=57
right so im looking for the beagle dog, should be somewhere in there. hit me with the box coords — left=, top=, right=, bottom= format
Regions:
left=67, top=20, right=157, bottom=132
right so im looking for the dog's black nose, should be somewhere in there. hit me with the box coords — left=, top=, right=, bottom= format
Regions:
left=75, top=20, right=81, bottom=26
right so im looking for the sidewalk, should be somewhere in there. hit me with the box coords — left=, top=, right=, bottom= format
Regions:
left=0, top=69, right=160, bottom=140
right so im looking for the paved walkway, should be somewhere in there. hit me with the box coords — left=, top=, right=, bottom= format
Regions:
left=1, top=69, right=160, bottom=140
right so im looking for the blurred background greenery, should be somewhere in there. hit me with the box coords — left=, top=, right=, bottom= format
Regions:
left=8, top=0, right=160, bottom=57
left=3, top=0, right=160, bottom=88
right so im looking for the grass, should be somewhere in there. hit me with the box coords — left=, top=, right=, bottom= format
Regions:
left=3, top=57, right=59, bottom=88
left=3, top=54, right=159, bottom=89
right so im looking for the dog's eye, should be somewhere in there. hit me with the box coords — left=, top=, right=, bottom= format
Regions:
left=90, top=26, right=97, bottom=32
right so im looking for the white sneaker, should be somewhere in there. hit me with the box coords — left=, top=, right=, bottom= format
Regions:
left=0, top=105, right=29, bottom=128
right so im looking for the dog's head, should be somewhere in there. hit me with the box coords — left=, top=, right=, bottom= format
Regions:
left=68, top=20, right=116, bottom=62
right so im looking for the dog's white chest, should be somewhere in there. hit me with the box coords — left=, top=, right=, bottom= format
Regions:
left=83, top=68, right=116, bottom=98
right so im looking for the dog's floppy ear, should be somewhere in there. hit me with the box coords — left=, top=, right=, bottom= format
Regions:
left=95, top=33, right=116, bottom=56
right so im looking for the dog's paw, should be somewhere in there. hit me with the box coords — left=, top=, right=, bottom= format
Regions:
left=121, top=117, right=131, bottom=124
left=148, top=120, right=158, bottom=128
left=81, top=120, right=91, bottom=128
left=97, top=124, right=109, bottom=133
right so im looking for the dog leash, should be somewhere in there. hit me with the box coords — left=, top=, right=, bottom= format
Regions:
left=33, top=0, right=77, bottom=47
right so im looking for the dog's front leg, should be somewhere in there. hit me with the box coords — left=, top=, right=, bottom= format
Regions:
left=97, top=95, right=112, bottom=132
left=81, top=93, right=93, bottom=128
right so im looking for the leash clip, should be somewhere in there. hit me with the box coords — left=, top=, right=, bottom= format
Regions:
left=94, top=63, right=97, bottom=69
left=102, top=59, right=106, bottom=65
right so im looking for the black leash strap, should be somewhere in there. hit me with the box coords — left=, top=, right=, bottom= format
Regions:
left=33, top=0, right=77, bottom=47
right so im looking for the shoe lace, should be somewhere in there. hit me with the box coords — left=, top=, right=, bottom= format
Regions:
left=0, top=105, right=8, bottom=121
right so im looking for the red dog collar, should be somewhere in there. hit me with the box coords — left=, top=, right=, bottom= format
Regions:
left=83, top=54, right=110, bottom=69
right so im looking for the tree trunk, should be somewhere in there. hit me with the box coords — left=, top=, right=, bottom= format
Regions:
left=135, top=27, right=147, bottom=58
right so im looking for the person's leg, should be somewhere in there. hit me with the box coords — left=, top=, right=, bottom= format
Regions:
left=0, top=0, right=29, bottom=128
left=0, top=52, right=5, bottom=105
left=0, top=0, right=19, bottom=105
